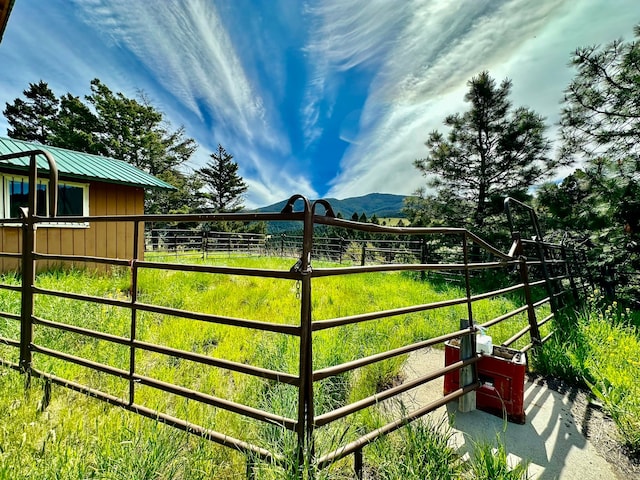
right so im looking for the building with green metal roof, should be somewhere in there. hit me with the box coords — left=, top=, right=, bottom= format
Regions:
left=0, top=137, right=175, bottom=190
left=0, top=137, right=175, bottom=271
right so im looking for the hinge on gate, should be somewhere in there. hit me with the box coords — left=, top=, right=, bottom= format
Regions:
left=290, top=258, right=303, bottom=273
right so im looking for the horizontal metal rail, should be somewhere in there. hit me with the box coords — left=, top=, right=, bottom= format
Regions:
left=313, top=283, right=526, bottom=331
left=502, top=325, right=532, bottom=348
left=32, top=343, right=130, bottom=378
left=27, top=368, right=280, bottom=463
left=478, top=304, right=529, bottom=329
left=136, top=260, right=300, bottom=280
left=0, top=311, right=20, bottom=321
left=313, top=328, right=473, bottom=381
left=312, top=296, right=469, bottom=331
left=314, top=355, right=481, bottom=427
left=134, top=339, right=299, bottom=385
left=33, top=211, right=305, bottom=224
left=537, top=313, right=554, bottom=329
left=30, top=344, right=296, bottom=430
left=316, top=382, right=480, bottom=469
left=32, top=287, right=300, bottom=335
left=132, top=373, right=297, bottom=430
left=32, top=317, right=299, bottom=384
left=310, top=261, right=517, bottom=278
left=0, top=284, right=23, bottom=292
left=0, top=335, right=19, bottom=347
left=34, top=253, right=132, bottom=267
left=0, top=357, right=19, bottom=370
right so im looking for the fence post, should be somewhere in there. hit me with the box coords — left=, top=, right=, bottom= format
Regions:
left=295, top=196, right=315, bottom=475
left=420, top=237, right=427, bottom=281
left=354, top=448, right=363, bottom=479
left=519, top=256, right=541, bottom=346
left=458, top=319, right=476, bottom=413
left=128, top=220, right=141, bottom=406
left=19, top=207, right=35, bottom=379
left=202, top=229, right=208, bottom=260
left=561, top=245, right=580, bottom=304
left=534, top=237, right=559, bottom=314
left=459, top=232, right=477, bottom=413
left=18, top=151, right=58, bottom=380
left=361, top=244, right=366, bottom=266
left=580, top=250, right=595, bottom=292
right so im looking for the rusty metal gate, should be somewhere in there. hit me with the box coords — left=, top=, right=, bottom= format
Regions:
left=0, top=150, right=591, bottom=478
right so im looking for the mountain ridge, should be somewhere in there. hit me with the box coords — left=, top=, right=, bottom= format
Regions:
left=255, top=192, right=409, bottom=218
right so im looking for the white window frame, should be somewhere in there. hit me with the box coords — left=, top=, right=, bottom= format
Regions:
left=2, top=174, right=90, bottom=227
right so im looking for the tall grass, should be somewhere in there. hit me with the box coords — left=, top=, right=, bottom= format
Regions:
left=533, top=290, right=640, bottom=452
left=0, top=256, right=538, bottom=478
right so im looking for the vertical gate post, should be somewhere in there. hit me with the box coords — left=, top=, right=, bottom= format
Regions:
left=19, top=206, right=35, bottom=378
left=458, top=319, right=476, bottom=413
left=129, top=220, right=141, bottom=406
left=459, top=232, right=476, bottom=412
left=534, top=237, right=558, bottom=314
left=293, top=195, right=315, bottom=476
left=519, top=256, right=541, bottom=345
left=18, top=151, right=58, bottom=379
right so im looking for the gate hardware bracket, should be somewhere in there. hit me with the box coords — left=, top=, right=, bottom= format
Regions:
left=290, top=258, right=303, bottom=273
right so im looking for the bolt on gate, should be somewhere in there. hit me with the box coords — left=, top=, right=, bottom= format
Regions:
left=0, top=151, right=591, bottom=478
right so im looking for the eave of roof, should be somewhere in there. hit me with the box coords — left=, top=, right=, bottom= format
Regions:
left=0, top=0, right=15, bottom=43
left=0, top=137, right=176, bottom=190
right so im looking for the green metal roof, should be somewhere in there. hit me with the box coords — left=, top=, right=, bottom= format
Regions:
left=0, top=137, right=176, bottom=190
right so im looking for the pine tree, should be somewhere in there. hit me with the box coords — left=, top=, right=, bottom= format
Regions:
left=414, top=71, right=556, bottom=237
left=198, top=144, right=248, bottom=212
left=3, top=80, right=59, bottom=143
left=50, top=93, right=104, bottom=154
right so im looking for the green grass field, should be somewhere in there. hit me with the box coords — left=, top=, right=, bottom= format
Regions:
left=533, top=292, right=640, bottom=453
left=0, top=256, right=551, bottom=479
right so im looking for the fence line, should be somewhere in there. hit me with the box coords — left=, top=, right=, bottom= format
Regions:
left=0, top=152, right=592, bottom=480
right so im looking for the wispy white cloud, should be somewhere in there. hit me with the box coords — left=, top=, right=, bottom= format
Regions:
left=301, top=0, right=409, bottom=148
left=73, top=1, right=263, bottom=133
left=3, top=0, right=639, bottom=209
left=325, top=0, right=639, bottom=199
left=69, top=0, right=308, bottom=206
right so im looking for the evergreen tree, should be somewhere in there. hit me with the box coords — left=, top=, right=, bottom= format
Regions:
left=197, top=144, right=248, bottom=212
left=86, top=79, right=196, bottom=177
left=3, top=80, right=59, bottom=143
left=413, top=71, right=556, bottom=240
left=557, top=24, right=640, bottom=304
left=3, top=78, right=201, bottom=215
left=50, top=93, right=104, bottom=154
left=559, top=24, right=640, bottom=233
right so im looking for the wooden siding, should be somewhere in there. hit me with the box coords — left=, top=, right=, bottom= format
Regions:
left=0, top=182, right=145, bottom=273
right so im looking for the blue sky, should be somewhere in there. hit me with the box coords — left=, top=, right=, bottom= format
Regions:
left=0, top=1, right=639, bottom=208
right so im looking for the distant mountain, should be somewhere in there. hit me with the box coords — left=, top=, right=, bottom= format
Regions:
left=256, top=193, right=409, bottom=219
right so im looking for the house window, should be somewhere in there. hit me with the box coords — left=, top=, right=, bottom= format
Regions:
left=57, top=183, right=86, bottom=216
left=3, top=175, right=89, bottom=225
left=8, top=178, right=47, bottom=218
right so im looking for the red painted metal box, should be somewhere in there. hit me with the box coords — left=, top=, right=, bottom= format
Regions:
left=444, top=341, right=527, bottom=424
